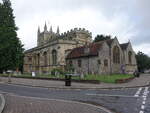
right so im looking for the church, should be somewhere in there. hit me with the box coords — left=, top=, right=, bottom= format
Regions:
left=23, top=23, right=137, bottom=75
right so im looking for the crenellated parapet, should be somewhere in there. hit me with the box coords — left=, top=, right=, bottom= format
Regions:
left=59, top=28, right=92, bottom=37
left=37, top=23, right=92, bottom=47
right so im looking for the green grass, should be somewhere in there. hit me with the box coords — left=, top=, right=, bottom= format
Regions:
left=80, top=74, right=134, bottom=83
left=0, top=73, right=133, bottom=83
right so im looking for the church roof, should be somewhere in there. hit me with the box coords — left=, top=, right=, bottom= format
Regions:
left=66, top=42, right=104, bottom=59
left=120, top=43, right=129, bottom=50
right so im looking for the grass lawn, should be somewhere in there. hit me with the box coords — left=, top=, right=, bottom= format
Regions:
left=78, top=74, right=134, bottom=83
left=0, top=73, right=134, bottom=83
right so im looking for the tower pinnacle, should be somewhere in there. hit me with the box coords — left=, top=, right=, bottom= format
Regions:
left=44, top=22, right=47, bottom=32
left=38, top=26, right=40, bottom=34
left=50, top=26, right=53, bottom=33
left=57, top=26, right=60, bottom=34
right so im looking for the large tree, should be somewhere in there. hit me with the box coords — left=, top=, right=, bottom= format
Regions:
left=136, top=51, right=150, bottom=72
left=0, top=0, right=24, bottom=73
left=93, top=34, right=111, bottom=42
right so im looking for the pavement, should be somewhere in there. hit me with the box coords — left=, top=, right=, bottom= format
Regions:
left=0, top=74, right=150, bottom=90
left=2, top=94, right=112, bottom=113
left=0, top=94, right=5, bottom=113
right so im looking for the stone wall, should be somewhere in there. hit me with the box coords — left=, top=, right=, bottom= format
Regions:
left=67, top=42, right=111, bottom=75
left=110, top=38, right=123, bottom=74
left=24, top=41, right=77, bottom=74
left=122, top=42, right=137, bottom=74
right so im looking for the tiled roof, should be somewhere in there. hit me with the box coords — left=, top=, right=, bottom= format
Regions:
left=66, top=42, right=104, bottom=59
left=120, top=43, right=129, bottom=50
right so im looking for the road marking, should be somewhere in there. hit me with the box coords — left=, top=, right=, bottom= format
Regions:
left=139, top=111, right=144, bottom=113
left=141, top=105, right=145, bottom=110
left=143, top=97, right=146, bottom=101
left=134, top=87, right=142, bottom=97
left=142, top=101, right=145, bottom=105
left=86, top=93, right=137, bottom=98
left=139, top=87, right=149, bottom=113
left=142, top=95, right=146, bottom=98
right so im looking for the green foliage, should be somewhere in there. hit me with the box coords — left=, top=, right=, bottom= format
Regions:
left=0, top=0, right=24, bottom=72
left=51, top=68, right=64, bottom=75
left=66, top=66, right=74, bottom=73
left=81, top=74, right=134, bottom=83
left=136, top=51, right=150, bottom=72
left=93, top=34, right=111, bottom=42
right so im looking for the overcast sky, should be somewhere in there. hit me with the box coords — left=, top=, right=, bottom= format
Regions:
left=2, top=0, right=150, bottom=55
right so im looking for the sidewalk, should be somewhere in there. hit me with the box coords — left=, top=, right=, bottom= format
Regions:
left=0, top=94, right=5, bottom=113
left=0, top=74, right=150, bottom=89
left=2, top=94, right=112, bottom=113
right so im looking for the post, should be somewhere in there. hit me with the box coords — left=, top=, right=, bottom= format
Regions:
left=8, top=70, right=12, bottom=83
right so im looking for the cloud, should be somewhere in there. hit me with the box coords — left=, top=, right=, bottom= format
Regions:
left=1, top=0, right=150, bottom=55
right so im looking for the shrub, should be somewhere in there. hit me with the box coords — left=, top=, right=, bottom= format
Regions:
left=51, top=68, right=64, bottom=75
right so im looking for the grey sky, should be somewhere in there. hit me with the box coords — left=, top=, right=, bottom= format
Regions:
left=1, top=0, right=150, bottom=55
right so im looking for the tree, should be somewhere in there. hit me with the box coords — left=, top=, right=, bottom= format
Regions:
left=93, top=34, right=111, bottom=42
left=136, top=51, right=150, bottom=72
left=0, top=0, right=24, bottom=73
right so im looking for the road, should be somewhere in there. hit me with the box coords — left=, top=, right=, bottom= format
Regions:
left=0, top=83, right=150, bottom=113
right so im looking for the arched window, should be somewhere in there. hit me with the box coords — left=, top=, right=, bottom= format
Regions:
left=34, top=55, right=36, bottom=66
left=43, top=52, right=47, bottom=66
left=128, top=51, right=132, bottom=64
left=104, top=59, right=108, bottom=67
left=69, top=60, right=73, bottom=67
left=113, top=46, right=120, bottom=64
left=52, top=50, right=57, bottom=65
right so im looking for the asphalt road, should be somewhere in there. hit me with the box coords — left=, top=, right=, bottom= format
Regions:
left=0, top=83, right=150, bottom=113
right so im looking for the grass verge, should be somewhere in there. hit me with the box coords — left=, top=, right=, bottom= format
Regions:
left=0, top=73, right=134, bottom=83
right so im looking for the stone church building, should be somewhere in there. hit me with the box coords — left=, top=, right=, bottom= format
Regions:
left=23, top=23, right=137, bottom=75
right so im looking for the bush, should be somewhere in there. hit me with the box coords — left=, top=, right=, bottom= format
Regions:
left=51, top=68, right=64, bottom=75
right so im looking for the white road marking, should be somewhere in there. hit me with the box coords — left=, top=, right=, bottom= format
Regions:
left=142, top=101, right=145, bottom=105
left=141, top=105, right=145, bottom=110
left=143, top=97, right=146, bottom=101
left=139, top=111, right=144, bottom=113
left=142, top=95, right=146, bottom=98
left=86, top=93, right=137, bottom=98
left=139, top=87, right=149, bottom=113
left=134, top=87, right=142, bottom=97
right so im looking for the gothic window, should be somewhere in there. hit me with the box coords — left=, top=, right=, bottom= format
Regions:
left=128, top=51, right=132, bottom=64
left=113, top=46, right=120, bottom=64
left=104, top=59, right=108, bottom=67
left=28, top=57, right=32, bottom=62
left=78, top=60, right=82, bottom=67
left=34, top=55, right=36, bottom=66
left=69, top=60, right=73, bottom=67
left=97, top=59, right=101, bottom=65
left=43, top=52, right=47, bottom=66
left=52, top=50, right=57, bottom=65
